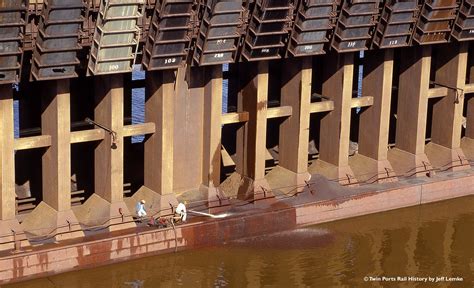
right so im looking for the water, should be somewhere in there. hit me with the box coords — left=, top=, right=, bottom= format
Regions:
left=131, top=68, right=145, bottom=143
left=7, top=196, right=474, bottom=288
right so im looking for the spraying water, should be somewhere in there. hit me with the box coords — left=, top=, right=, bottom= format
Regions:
left=188, top=210, right=229, bottom=219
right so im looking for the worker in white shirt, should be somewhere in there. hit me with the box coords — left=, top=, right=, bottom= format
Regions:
left=174, top=202, right=187, bottom=222
left=136, top=199, right=147, bottom=218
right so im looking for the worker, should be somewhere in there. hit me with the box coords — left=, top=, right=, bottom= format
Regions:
left=174, top=202, right=187, bottom=222
left=136, top=199, right=147, bottom=218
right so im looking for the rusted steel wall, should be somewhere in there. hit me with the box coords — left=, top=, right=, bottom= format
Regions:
left=1, top=0, right=474, bottom=83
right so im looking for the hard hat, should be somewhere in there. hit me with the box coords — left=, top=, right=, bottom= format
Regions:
left=141, top=199, right=146, bottom=204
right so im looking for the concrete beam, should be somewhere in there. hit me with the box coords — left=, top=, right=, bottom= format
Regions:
left=0, top=85, right=28, bottom=251
left=94, top=75, right=125, bottom=202
left=388, top=46, right=433, bottom=177
left=278, top=57, right=311, bottom=176
left=351, top=49, right=397, bottom=183
left=143, top=70, right=178, bottom=215
left=14, top=135, right=52, bottom=150
left=464, top=83, right=474, bottom=94
left=350, top=96, right=374, bottom=108
left=0, top=85, right=16, bottom=220
left=172, top=67, right=205, bottom=194
left=267, top=57, right=312, bottom=193
left=236, top=61, right=268, bottom=180
left=266, top=106, right=293, bottom=119
left=309, top=52, right=356, bottom=185
left=428, top=87, right=448, bottom=98
left=432, top=43, right=467, bottom=149
left=123, top=123, right=155, bottom=137
left=41, top=79, right=72, bottom=211
left=202, top=66, right=230, bottom=211
left=427, top=43, right=470, bottom=171
left=202, top=65, right=223, bottom=188
left=234, top=61, right=272, bottom=200
left=221, top=112, right=249, bottom=125
left=309, top=101, right=334, bottom=113
left=70, top=129, right=105, bottom=144
left=145, top=70, right=175, bottom=195
left=466, top=44, right=474, bottom=140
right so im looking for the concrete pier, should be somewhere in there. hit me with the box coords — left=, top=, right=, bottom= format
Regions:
left=2, top=41, right=474, bottom=243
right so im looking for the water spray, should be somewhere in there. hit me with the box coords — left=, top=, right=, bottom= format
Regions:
left=188, top=210, right=229, bottom=219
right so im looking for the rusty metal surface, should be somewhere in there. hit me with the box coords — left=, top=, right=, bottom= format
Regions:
left=3, top=0, right=474, bottom=81
left=0, top=0, right=25, bottom=84
left=331, top=0, right=380, bottom=52
left=286, top=0, right=339, bottom=57
left=30, top=0, right=84, bottom=81
left=87, top=0, right=144, bottom=75
left=241, top=0, right=294, bottom=61
left=142, top=0, right=196, bottom=71
left=413, top=0, right=459, bottom=44
left=452, top=0, right=474, bottom=41
left=193, top=0, right=244, bottom=66
left=372, top=0, right=418, bottom=48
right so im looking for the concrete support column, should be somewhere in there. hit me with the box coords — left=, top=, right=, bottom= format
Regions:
left=94, top=75, right=124, bottom=201
left=309, top=52, right=355, bottom=185
left=42, top=80, right=72, bottom=210
left=21, top=80, right=83, bottom=240
left=350, top=49, right=397, bottom=183
left=427, top=43, right=470, bottom=171
left=172, top=67, right=205, bottom=194
left=462, top=44, right=474, bottom=159
left=266, top=57, right=311, bottom=193
left=142, top=70, right=178, bottom=215
left=74, top=75, right=134, bottom=231
left=202, top=66, right=227, bottom=209
left=467, top=98, right=474, bottom=140
left=388, top=46, right=433, bottom=177
left=0, top=85, right=28, bottom=251
left=235, top=61, right=271, bottom=200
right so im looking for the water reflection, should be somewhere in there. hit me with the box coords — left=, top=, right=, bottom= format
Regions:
left=7, top=196, right=473, bottom=288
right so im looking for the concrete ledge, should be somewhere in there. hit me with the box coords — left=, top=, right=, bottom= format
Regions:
left=308, top=159, right=357, bottom=186
left=425, top=142, right=470, bottom=171
left=349, top=154, right=398, bottom=183
left=20, top=202, right=84, bottom=242
left=387, top=148, right=433, bottom=177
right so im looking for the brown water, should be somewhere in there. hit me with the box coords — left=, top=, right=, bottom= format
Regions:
left=7, top=196, right=474, bottom=288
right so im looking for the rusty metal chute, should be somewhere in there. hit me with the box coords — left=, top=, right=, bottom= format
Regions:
left=241, top=0, right=294, bottom=61
left=412, top=0, right=458, bottom=44
left=331, top=0, right=380, bottom=52
left=87, top=0, right=144, bottom=75
left=193, top=0, right=244, bottom=66
left=287, top=0, right=339, bottom=57
left=372, top=0, right=418, bottom=48
left=0, top=0, right=25, bottom=84
left=452, top=0, right=474, bottom=41
left=30, top=0, right=84, bottom=81
left=142, top=0, right=195, bottom=71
